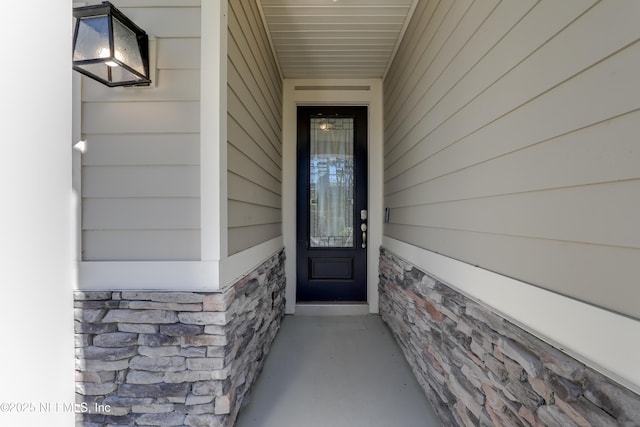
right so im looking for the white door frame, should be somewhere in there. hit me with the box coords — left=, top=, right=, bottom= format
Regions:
left=282, top=79, right=384, bottom=314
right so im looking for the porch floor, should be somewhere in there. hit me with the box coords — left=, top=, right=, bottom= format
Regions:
left=235, top=314, right=442, bottom=427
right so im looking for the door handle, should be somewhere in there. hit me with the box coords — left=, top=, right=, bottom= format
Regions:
left=361, top=223, right=367, bottom=249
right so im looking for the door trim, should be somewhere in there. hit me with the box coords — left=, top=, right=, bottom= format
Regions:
left=295, top=303, right=370, bottom=316
left=282, top=79, right=385, bottom=314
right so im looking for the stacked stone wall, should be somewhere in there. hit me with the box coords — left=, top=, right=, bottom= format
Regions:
left=74, top=249, right=285, bottom=427
left=379, top=248, right=640, bottom=427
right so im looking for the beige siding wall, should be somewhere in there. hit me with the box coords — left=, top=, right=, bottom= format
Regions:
left=383, top=0, right=640, bottom=318
left=227, top=0, right=283, bottom=255
left=81, top=1, right=201, bottom=260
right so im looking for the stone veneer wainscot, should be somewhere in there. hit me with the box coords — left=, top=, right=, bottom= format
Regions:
left=74, top=249, right=285, bottom=427
left=379, top=247, right=640, bottom=427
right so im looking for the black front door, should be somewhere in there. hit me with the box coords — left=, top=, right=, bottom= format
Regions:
left=296, top=106, right=368, bottom=302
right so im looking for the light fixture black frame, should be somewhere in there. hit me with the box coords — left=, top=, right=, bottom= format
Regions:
left=72, top=1, right=151, bottom=87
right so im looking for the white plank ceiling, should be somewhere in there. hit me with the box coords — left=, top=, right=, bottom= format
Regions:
left=258, top=0, right=417, bottom=79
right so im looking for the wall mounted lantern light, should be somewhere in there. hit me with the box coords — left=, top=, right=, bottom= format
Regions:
left=72, top=1, right=151, bottom=87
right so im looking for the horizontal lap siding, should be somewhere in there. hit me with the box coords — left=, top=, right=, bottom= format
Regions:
left=227, top=0, right=283, bottom=255
left=383, top=0, right=640, bottom=318
left=83, top=230, right=200, bottom=261
left=81, top=2, right=201, bottom=261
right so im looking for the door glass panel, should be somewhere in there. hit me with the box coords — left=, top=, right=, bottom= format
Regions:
left=309, top=117, right=354, bottom=248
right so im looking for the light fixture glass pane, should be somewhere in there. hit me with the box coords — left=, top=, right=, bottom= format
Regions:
left=109, top=66, right=145, bottom=84
left=73, top=15, right=110, bottom=61
left=112, top=17, right=145, bottom=75
left=309, top=118, right=355, bottom=248
left=76, top=63, right=110, bottom=82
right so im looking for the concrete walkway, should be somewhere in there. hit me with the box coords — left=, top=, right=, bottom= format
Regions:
left=235, top=315, right=442, bottom=427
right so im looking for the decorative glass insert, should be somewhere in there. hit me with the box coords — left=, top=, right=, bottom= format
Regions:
left=309, top=118, right=355, bottom=248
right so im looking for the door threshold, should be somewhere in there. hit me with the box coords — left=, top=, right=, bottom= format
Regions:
left=295, top=303, right=370, bottom=316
